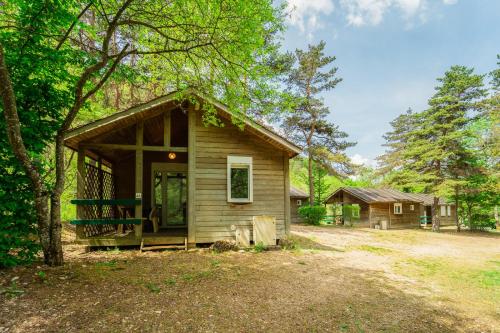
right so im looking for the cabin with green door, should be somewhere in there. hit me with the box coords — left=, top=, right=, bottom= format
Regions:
left=64, top=91, right=301, bottom=249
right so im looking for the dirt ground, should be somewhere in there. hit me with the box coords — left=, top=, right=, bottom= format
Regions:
left=1, top=225, right=499, bottom=333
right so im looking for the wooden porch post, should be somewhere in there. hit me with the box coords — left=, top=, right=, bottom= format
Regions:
left=76, top=146, right=86, bottom=239
left=283, top=153, right=290, bottom=236
left=98, top=157, right=103, bottom=219
left=135, top=121, right=144, bottom=239
left=187, top=105, right=197, bottom=246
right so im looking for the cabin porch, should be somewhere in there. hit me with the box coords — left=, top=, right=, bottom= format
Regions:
left=67, top=101, right=196, bottom=248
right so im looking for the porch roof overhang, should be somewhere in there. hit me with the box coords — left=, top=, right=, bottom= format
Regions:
left=63, top=89, right=302, bottom=157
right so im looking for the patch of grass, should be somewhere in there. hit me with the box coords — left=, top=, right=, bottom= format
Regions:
left=355, top=245, right=394, bottom=255
left=164, top=277, right=176, bottom=286
left=474, top=270, right=500, bottom=288
left=0, top=282, right=24, bottom=298
left=95, top=259, right=117, bottom=267
left=211, top=259, right=221, bottom=268
left=181, top=273, right=194, bottom=282
left=36, top=271, right=47, bottom=283
left=145, top=282, right=161, bottom=293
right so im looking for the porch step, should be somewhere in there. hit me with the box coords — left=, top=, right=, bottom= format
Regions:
left=140, top=237, right=187, bottom=252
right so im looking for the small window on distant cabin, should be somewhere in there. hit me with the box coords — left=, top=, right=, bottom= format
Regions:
left=297, top=199, right=302, bottom=206
left=227, top=156, right=253, bottom=203
left=410, top=204, right=415, bottom=211
left=352, top=207, right=360, bottom=218
left=447, top=205, right=451, bottom=217
left=440, top=205, right=446, bottom=217
left=394, top=203, right=402, bottom=214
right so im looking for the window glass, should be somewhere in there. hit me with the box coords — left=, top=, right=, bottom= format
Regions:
left=394, top=203, right=402, bottom=214
left=447, top=205, right=451, bottom=216
left=230, top=166, right=249, bottom=199
left=440, top=205, right=446, bottom=217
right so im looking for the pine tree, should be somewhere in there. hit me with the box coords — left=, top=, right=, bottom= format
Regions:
left=283, top=41, right=355, bottom=205
left=404, top=66, right=487, bottom=231
left=377, top=108, right=417, bottom=176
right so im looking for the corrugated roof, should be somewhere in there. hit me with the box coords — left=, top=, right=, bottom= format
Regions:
left=290, top=186, right=309, bottom=198
left=325, top=187, right=450, bottom=205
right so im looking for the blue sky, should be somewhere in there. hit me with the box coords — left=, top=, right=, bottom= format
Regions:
left=281, top=0, right=500, bottom=166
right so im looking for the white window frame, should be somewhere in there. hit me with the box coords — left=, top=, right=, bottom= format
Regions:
left=440, top=205, right=446, bottom=217
left=447, top=205, right=451, bottom=217
left=394, top=203, right=402, bottom=215
left=297, top=199, right=302, bottom=206
left=410, top=204, right=414, bottom=211
left=227, top=156, right=253, bottom=203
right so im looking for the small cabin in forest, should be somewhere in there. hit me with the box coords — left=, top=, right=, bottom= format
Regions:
left=324, top=187, right=456, bottom=229
left=64, top=91, right=301, bottom=249
left=290, top=186, right=309, bottom=223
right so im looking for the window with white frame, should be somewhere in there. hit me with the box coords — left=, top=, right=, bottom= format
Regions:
left=447, top=205, right=451, bottom=216
left=297, top=199, right=302, bottom=206
left=440, top=205, right=446, bottom=217
left=227, top=156, right=253, bottom=203
left=394, top=203, right=402, bottom=214
left=410, top=204, right=414, bottom=211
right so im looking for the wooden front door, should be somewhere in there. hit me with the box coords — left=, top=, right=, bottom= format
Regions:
left=151, top=163, right=188, bottom=228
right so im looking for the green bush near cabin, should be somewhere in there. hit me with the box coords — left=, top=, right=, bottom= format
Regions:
left=298, top=206, right=327, bottom=225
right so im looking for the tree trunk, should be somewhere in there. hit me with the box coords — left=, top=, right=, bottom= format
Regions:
left=455, top=187, right=460, bottom=232
left=495, top=206, right=499, bottom=229
left=308, top=153, right=314, bottom=206
left=432, top=196, right=440, bottom=232
left=0, top=44, right=59, bottom=265
left=47, top=133, right=66, bottom=266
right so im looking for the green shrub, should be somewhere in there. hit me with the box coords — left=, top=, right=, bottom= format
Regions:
left=298, top=205, right=327, bottom=225
left=254, top=242, right=266, bottom=253
left=465, top=214, right=496, bottom=230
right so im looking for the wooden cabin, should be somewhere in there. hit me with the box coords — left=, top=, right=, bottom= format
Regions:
left=324, top=187, right=456, bottom=229
left=64, top=91, right=301, bottom=249
left=290, top=186, right=309, bottom=223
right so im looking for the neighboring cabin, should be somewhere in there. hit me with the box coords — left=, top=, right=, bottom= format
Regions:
left=64, top=91, right=301, bottom=248
left=324, top=187, right=456, bottom=229
left=290, top=186, right=309, bottom=224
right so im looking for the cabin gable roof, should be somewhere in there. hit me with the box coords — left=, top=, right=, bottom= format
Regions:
left=63, top=89, right=301, bottom=157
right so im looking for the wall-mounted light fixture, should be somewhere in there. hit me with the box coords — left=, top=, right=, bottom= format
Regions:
left=168, top=152, right=176, bottom=160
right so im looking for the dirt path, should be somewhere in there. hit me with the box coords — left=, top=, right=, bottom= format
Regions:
left=1, top=226, right=499, bottom=333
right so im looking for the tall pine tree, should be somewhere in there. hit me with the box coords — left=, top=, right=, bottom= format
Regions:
left=283, top=41, right=354, bottom=205
left=403, top=66, right=487, bottom=231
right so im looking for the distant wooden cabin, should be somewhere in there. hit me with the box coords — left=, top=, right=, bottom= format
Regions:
left=64, top=91, right=301, bottom=248
left=324, top=187, right=456, bottom=229
left=290, top=186, right=309, bottom=223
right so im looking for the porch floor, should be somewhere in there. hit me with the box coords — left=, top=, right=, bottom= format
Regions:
left=76, top=228, right=187, bottom=247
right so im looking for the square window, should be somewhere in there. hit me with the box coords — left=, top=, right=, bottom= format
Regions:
left=440, top=205, right=446, bottom=217
left=297, top=199, right=302, bottom=206
left=410, top=204, right=414, bottom=211
left=394, top=203, right=402, bottom=214
left=227, top=156, right=253, bottom=203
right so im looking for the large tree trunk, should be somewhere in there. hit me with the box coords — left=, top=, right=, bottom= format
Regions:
left=432, top=196, right=440, bottom=232
left=308, top=153, right=314, bottom=206
left=0, top=44, right=60, bottom=265
left=47, top=133, right=66, bottom=266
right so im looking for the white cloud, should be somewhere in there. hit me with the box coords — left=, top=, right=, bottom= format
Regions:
left=442, top=0, right=457, bottom=4
left=339, top=0, right=427, bottom=27
left=286, top=0, right=335, bottom=37
left=350, top=153, right=378, bottom=168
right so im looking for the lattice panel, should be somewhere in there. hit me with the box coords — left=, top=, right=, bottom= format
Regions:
left=82, top=163, right=116, bottom=237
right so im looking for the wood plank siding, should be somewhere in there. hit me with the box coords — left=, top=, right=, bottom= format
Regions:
left=194, top=112, right=287, bottom=243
